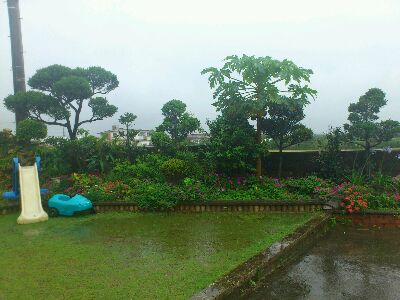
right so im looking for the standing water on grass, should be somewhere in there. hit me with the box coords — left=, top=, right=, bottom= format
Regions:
left=247, top=225, right=400, bottom=300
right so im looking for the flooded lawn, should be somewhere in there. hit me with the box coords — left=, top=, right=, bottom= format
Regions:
left=247, top=225, right=400, bottom=300
left=0, top=212, right=314, bottom=299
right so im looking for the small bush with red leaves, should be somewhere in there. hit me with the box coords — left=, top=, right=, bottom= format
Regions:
left=339, top=187, right=369, bottom=213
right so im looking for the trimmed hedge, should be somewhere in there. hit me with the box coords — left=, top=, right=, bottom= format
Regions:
left=264, top=150, right=400, bottom=177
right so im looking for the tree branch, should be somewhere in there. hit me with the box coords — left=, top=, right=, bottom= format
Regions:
left=31, top=114, right=67, bottom=127
left=78, top=116, right=104, bottom=126
left=271, top=78, right=283, bottom=85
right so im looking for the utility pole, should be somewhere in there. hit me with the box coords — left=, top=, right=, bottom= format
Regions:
left=7, top=0, right=28, bottom=125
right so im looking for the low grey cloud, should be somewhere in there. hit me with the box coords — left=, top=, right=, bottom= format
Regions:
left=1, top=0, right=399, bottom=136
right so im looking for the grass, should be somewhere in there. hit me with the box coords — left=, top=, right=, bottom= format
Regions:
left=0, top=211, right=316, bottom=299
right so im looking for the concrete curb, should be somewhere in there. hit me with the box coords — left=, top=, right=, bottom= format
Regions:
left=190, top=214, right=332, bottom=300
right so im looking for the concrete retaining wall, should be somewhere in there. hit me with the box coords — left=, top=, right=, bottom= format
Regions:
left=336, top=211, right=400, bottom=227
left=190, top=214, right=331, bottom=300
left=0, top=204, right=19, bottom=215
left=94, top=201, right=327, bottom=213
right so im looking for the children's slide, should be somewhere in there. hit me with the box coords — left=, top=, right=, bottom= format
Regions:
left=17, top=163, right=48, bottom=224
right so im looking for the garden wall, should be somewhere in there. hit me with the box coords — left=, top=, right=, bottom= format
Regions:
left=336, top=211, right=400, bottom=228
left=264, top=149, right=400, bottom=177
left=93, top=201, right=327, bottom=213
left=0, top=203, right=19, bottom=215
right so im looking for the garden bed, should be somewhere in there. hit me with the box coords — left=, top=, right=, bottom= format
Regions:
left=0, top=212, right=317, bottom=299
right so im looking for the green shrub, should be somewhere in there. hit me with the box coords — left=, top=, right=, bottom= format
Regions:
left=111, top=154, right=167, bottom=182
left=370, top=173, right=393, bottom=192
left=175, top=178, right=210, bottom=202
left=0, top=129, right=15, bottom=148
left=282, top=176, right=326, bottom=196
left=133, top=181, right=178, bottom=210
left=367, top=192, right=400, bottom=210
left=44, top=135, right=125, bottom=174
left=176, top=150, right=211, bottom=180
left=16, top=119, right=47, bottom=144
left=160, top=158, right=189, bottom=184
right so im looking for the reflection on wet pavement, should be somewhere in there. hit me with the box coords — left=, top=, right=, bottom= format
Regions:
left=247, top=226, right=400, bottom=300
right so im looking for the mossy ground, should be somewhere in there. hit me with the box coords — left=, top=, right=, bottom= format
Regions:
left=0, top=212, right=316, bottom=299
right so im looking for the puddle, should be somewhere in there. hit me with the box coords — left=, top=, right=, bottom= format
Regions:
left=246, top=225, right=400, bottom=300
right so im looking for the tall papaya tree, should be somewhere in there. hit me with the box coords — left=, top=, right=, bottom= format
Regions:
left=202, top=55, right=316, bottom=177
left=4, top=64, right=119, bottom=140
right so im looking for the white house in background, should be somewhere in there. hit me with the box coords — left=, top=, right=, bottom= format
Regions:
left=134, top=129, right=153, bottom=147
left=100, top=126, right=209, bottom=146
left=187, top=132, right=209, bottom=144
left=100, top=125, right=153, bottom=147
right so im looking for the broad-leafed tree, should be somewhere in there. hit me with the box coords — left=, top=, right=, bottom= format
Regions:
left=202, top=55, right=316, bottom=177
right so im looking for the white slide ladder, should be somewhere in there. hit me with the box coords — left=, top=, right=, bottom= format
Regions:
left=17, top=163, right=48, bottom=224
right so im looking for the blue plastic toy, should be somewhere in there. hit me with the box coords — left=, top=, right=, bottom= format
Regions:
left=2, top=157, right=48, bottom=200
left=48, top=194, right=95, bottom=217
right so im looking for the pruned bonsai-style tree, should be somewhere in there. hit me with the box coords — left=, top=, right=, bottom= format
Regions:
left=344, top=88, right=400, bottom=155
left=262, top=99, right=313, bottom=178
left=4, top=64, right=119, bottom=140
left=156, top=99, right=201, bottom=144
left=202, top=55, right=316, bottom=177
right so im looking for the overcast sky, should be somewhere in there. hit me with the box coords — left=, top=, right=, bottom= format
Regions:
left=1, top=0, right=400, bottom=136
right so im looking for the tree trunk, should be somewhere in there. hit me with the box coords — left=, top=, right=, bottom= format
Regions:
left=7, top=0, right=28, bottom=125
left=365, top=139, right=371, bottom=177
left=278, top=148, right=283, bottom=179
left=68, top=126, right=76, bottom=140
left=256, top=115, right=262, bottom=178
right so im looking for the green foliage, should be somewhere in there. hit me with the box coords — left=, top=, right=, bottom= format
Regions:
left=151, top=131, right=174, bottom=154
left=133, top=182, right=178, bottom=210
left=370, top=172, right=394, bottom=192
left=316, top=127, right=347, bottom=180
left=160, top=158, right=189, bottom=184
left=282, top=176, right=327, bottom=196
left=368, top=193, right=399, bottom=210
left=262, top=100, right=313, bottom=177
left=118, top=112, right=138, bottom=161
left=16, top=119, right=47, bottom=144
left=4, top=65, right=119, bottom=140
left=346, top=170, right=366, bottom=186
left=344, top=88, right=400, bottom=153
left=42, top=135, right=124, bottom=175
left=202, top=54, right=316, bottom=176
left=176, top=178, right=210, bottom=202
left=156, top=99, right=201, bottom=144
left=207, top=114, right=257, bottom=176
left=263, top=100, right=312, bottom=149
left=175, top=150, right=211, bottom=180
left=110, top=155, right=167, bottom=182
left=119, top=112, right=137, bottom=129
left=0, top=129, right=15, bottom=147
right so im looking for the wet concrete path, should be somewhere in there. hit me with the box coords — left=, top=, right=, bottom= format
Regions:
left=247, top=225, right=400, bottom=300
